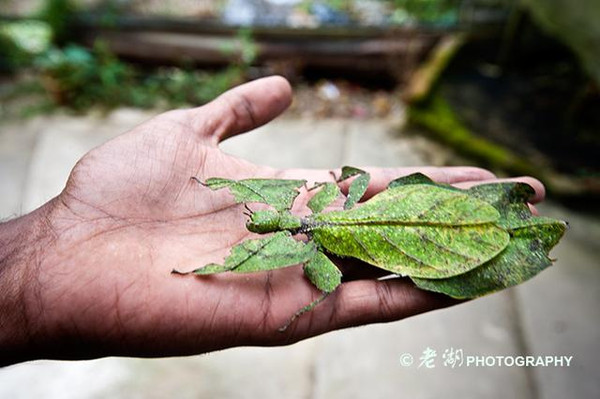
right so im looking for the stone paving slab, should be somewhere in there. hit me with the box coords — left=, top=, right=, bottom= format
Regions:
left=97, top=341, right=317, bottom=399
left=343, top=120, right=427, bottom=167
left=312, top=294, right=533, bottom=399
left=0, top=117, right=44, bottom=218
left=0, top=109, right=598, bottom=398
left=516, top=203, right=600, bottom=399
left=220, top=118, right=348, bottom=169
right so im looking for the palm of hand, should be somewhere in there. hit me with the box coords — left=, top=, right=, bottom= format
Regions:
left=30, top=77, right=524, bottom=360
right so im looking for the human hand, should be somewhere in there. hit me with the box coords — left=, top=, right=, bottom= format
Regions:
left=0, top=76, right=545, bottom=365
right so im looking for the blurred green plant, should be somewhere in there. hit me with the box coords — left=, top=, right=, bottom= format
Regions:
left=31, top=28, right=256, bottom=112
left=146, top=65, right=247, bottom=107
left=295, top=0, right=459, bottom=25
left=0, top=31, right=29, bottom=72
left=0, top=20, right=51, bottom=72
left=219, top=27, right=258, bottom=66
left=38, top=0, right=79, bottom=45
left=298, top=0, right=349, bottom=13
left=35, top=41, right=134, bottom=109
left=392, top=0, right=459, bottom=26
left=408, top=93, right=538, bottom=177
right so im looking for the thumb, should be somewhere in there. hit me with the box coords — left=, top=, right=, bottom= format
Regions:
left=188, top=75, right=293, bottom=144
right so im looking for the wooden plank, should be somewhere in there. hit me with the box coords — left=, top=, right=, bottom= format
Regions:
left=76, top=14, right=446, bottom=40
left=81, top=28, right=439, bottom=80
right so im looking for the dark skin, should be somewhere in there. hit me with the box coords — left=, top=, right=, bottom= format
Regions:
left=0, top=76, right=545, bottom=366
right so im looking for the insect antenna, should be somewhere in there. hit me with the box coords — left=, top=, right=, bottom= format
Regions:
left=329, top=170, right=339, bottom=182
left=190, top=176, right=206, bottom=186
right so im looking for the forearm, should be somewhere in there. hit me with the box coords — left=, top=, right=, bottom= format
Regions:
left=0, top=203, right=55, bottom=366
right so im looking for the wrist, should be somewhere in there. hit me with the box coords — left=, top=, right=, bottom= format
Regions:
left=0, top=201, right=57, bottom=366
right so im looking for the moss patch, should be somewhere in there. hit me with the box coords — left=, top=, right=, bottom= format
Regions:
left=408, top=93, right=541, bottom=177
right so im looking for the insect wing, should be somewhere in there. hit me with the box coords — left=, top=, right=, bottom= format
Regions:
left=203, top=177, right=306, bottom=211
left=310, top=184, right=509, bottom=278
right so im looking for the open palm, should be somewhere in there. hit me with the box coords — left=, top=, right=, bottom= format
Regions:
left=24, top=76, right=543, bottom=361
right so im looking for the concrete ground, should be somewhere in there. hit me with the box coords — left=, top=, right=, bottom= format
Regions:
left=0, top=108, right=598, bottom=399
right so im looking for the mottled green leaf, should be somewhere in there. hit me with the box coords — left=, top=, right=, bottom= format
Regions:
left=339, top=166, right=366, bottom=181
left=304, top=251, right=342, bottom=293
left=307, top=184, right=509, bottom=278
left=467, top=182, right=542, bottom=229
left=307, top=183, right=341, bottom=213
left=311, top=224, right=508, bottom=278
left=411, top=181, right=567, bottom=297
left=313, top=184, right=501, bottom=225
left=336, top=166, right=370, bottom=210
left=412, top=219, right=566, bottom=297
left=468, top=181, right=535, bottom=205
left=388, top=172, right=439, bottom=189
left=192, top=231, right=316, bottom=274
left=202, top=177, right=306, bottom=211
left=344, top=172, right=370, bottom=210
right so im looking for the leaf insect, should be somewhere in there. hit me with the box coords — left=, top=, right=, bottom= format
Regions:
left=174, top=167, right=566, bottom=331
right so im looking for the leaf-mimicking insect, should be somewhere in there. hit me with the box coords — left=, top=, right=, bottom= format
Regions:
left=173, top=167, right=566, bottom=331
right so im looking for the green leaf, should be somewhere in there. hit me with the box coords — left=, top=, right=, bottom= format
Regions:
left=307, top=184, right=509, bottom=278
left=388, top=172, right=438, bottom=189
left=412, top=218, right=567, bottom=298
left=202, top=177, right=306, bottom=211
left=467, top=181, right=535, bottom=206
left=303, top=251, right=342, bottom=293
left=192, top=231, right=316, bottom=274
left=313, top=183, right=501, bottom=225
left=338, top=166, right=366, bottom=181
left=467, top=182, right=542, bottom=230
left=344, top=172, right=370, bottom=210
left=337, top=166, right=370, bottom=210
left=411, top=181, right=567, bottom=297
left=308, top=182, right=341, bottom=213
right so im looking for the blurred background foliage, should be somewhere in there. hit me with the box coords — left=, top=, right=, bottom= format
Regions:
left=0, top=0, right=598, bottom=201
left=1, top=0, right=256, bottom=111
left=522, top=0, right=600, bottom=87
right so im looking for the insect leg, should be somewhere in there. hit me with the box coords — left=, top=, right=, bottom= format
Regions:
left=278, top=293, right=330, bottom=332
left=278, top=251, right=342, bottom=332
left=243, top=203, right=254, bottom=218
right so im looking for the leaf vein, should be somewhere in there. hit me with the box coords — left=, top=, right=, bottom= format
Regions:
left=231, top=234, right=278, bottom=270
left=415, top=194, right=456, bottom=220
left=373, top=229, right=430, bottom=268
left=348, top=230, right=379, bottom=263
left=412, top=227, right=481, bottom=264
left=236, top=181, right=273, bottom=206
